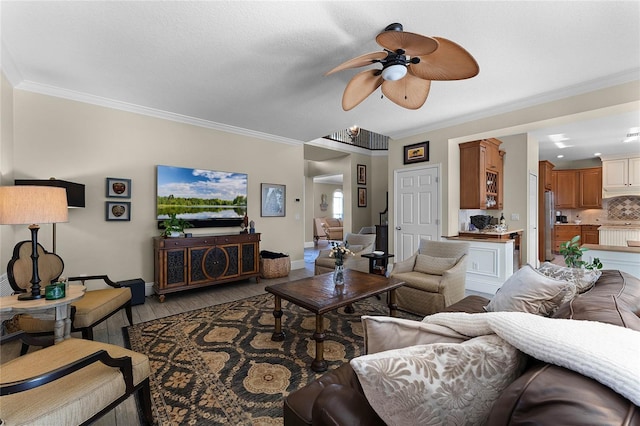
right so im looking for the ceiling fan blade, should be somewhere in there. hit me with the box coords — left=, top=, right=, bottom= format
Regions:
left=381, top=73, right=431, bottom=110
left=410, top=37, right=479, bottom=81
left=326, top=51, right=388, bottom=76
left=342, top=69, right=383, bottom=111
left=376, top=30, right=438, bottom=57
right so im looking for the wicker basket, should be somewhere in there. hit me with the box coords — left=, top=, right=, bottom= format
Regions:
left=260, top=256, right=291, bottom=279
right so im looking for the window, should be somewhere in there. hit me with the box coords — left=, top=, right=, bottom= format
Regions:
left=333, top=190, right=343, bottom=219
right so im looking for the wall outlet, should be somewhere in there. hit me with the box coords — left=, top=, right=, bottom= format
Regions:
left=511, top=213, right=520, bottom=221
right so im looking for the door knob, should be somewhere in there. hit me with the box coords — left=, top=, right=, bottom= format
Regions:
left=395, top=226, right=401, bottom=230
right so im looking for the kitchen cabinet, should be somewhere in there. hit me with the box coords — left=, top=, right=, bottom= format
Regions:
left=581, top=225, right=600, bottom=245
left=552, top=167, right=602, bottom=209
left=553, top=225, right=581, bottom=253
left=553, top=170, right=578, bottom=209
left=459, top=138, right=504, bottom=210
left=578, top=167, right=602, bottom=208
left=601, top=155, right=640, bottom=194
left=539, top=160, right=554, bottom=191
left=459, top=230, right=523, bottom=268
left=153, top=233, right=260, bottom=302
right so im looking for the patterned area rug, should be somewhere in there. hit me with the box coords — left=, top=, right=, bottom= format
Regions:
left=124, top=293, right=418, bottom=425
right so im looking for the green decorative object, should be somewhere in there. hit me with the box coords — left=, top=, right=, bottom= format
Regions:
left=45, top=282, right=66, bottom=300
left=160, top=213, right=193, bottom=238
left=559, top=235, right=603, bottom=270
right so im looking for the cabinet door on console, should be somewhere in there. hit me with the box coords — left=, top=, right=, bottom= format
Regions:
left=241, top=242, right=259, bottom=275
left=164, top=249, right=187, bottom=287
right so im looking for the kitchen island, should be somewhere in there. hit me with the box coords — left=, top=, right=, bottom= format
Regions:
left=581, top=243, right=640, bottom=278
left=445, top=228, right=523, bottom=295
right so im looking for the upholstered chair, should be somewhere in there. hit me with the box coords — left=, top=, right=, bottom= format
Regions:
left=0, top=331, right=153, bottom=425
left=314, top=232, right=376, bottom=275
left=313, top=218, right=329, bottom=244
left=6, top=241, right=133, bottom=352
left=390, top=239, right=470, bottom=316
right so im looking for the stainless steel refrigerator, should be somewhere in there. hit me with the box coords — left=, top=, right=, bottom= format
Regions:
left=544, top=191, right=555, bottom=261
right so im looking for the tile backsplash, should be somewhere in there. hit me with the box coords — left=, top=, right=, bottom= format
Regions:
left=607, top=196, right=640, bottom=221
left=568, top=195, right=640, bottom=223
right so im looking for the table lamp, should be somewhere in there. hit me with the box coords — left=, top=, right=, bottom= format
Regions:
left=0, top=186, right=68, bottom=300
left=15, top=178, right=85, bottom=253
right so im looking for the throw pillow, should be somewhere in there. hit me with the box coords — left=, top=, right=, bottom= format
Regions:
left=537, top=262, right=601, bottom=293
left=484, top=264, right=576, bottom=316
left=361, top=315, right=467, bottom=354
left=350, top=335, right=527, bottom=426
left=413, top=254, right=457, bottom=275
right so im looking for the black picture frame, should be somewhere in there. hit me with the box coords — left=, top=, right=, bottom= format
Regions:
left=261, top=183, right=286, bottom=217
left=106, top=177, right=131, bottom=198
left=358, top=187, right=367, bottom=207
left=357, top=164, right=367, bottom=185
left=403, top=141, right=429, bottom=165
left=106, top=201, right=131, bottom=221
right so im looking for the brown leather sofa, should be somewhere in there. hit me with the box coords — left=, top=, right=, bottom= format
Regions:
left=284, top=270, right=640, bottom=425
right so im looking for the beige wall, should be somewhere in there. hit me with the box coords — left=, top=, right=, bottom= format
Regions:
left=6, top=90, right=305, bottom=283
left=388, top=80, right=640, bottom=261
left=1, top=73, right=16, bottom=266
left=313, top=182, right=341, bottom=218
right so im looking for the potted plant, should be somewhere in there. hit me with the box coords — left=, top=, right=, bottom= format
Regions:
left=559, top=235, right=602, bottom=270
left=161, top=213, right=193, bottom=238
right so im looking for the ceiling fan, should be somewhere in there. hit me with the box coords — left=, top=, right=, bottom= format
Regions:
left=326, top=23, right=479, bottom=111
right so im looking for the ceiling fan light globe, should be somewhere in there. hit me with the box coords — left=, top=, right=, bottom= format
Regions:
left=381, top=64, right=407, bottom=81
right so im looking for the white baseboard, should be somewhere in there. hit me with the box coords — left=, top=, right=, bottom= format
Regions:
left=291, top=259, right=306, bottom=270
left=304, top=241, right=315, bottom=248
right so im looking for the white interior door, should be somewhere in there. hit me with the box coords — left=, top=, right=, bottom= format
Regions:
left=528, top=172, right=539, bottom=267
left=394, top=166, right=440, bottom=261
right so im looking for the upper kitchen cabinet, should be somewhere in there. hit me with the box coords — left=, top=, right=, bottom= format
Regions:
left=460, top=138, right=504, bottom=210
left=578, top=167, right=602, bottom=208
left=601, top=154, right=640, bottom=197
left=539, top=160, right=554, bottom=191
left=553, top=169, right=578, bottom=209
left=552, top=167, right=603, bottom=209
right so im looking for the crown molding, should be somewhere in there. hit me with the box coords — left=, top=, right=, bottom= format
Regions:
left=392, top=68, right=640, bottom=140
left=10, top=79, right=303, bottom=146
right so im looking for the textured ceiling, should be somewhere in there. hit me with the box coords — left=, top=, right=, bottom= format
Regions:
left=2, top=1, right=639, bottom=161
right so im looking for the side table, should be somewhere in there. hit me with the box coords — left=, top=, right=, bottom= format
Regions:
left=0, top=285, right=86, bottom=343
left=361, top=253, right=395, bottom=275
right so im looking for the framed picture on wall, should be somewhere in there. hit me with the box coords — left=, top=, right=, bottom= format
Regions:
left=106, top=177, right=131, bottom=198
left=358, top=187, right=367, bottom=207
left=261, top=183, right=286, bottom=217
left=106, top=201, right=131, bottom=221
left=357, top=164, right=366, bottom=185
left=403, top=141, right=429, bottom=164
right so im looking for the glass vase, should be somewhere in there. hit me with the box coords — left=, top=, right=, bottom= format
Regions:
left=333, top=264, right=345, bottom=286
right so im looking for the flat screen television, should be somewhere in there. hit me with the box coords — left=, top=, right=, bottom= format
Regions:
left=156, top=165, right=248, bottom=228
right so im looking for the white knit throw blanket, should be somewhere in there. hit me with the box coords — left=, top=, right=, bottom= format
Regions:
left=423, top=311, right=640, bottom=406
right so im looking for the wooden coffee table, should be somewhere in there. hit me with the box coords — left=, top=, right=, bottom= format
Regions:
left=265, top=269, right=404, bottom=372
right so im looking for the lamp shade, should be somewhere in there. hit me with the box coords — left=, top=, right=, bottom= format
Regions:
left=0, top=186, right=69, bottom=225
left=15, top=178, right=85, bottom=208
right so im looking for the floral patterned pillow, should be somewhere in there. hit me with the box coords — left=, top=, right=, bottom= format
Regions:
left=350, top=335, right=527, bottom=426
left=537, top=262, right=601, bottom=293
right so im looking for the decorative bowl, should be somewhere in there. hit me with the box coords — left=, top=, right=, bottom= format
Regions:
left=574, top=219, right=582, bottom=224
left=372, top=250, right=384, bottom=256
